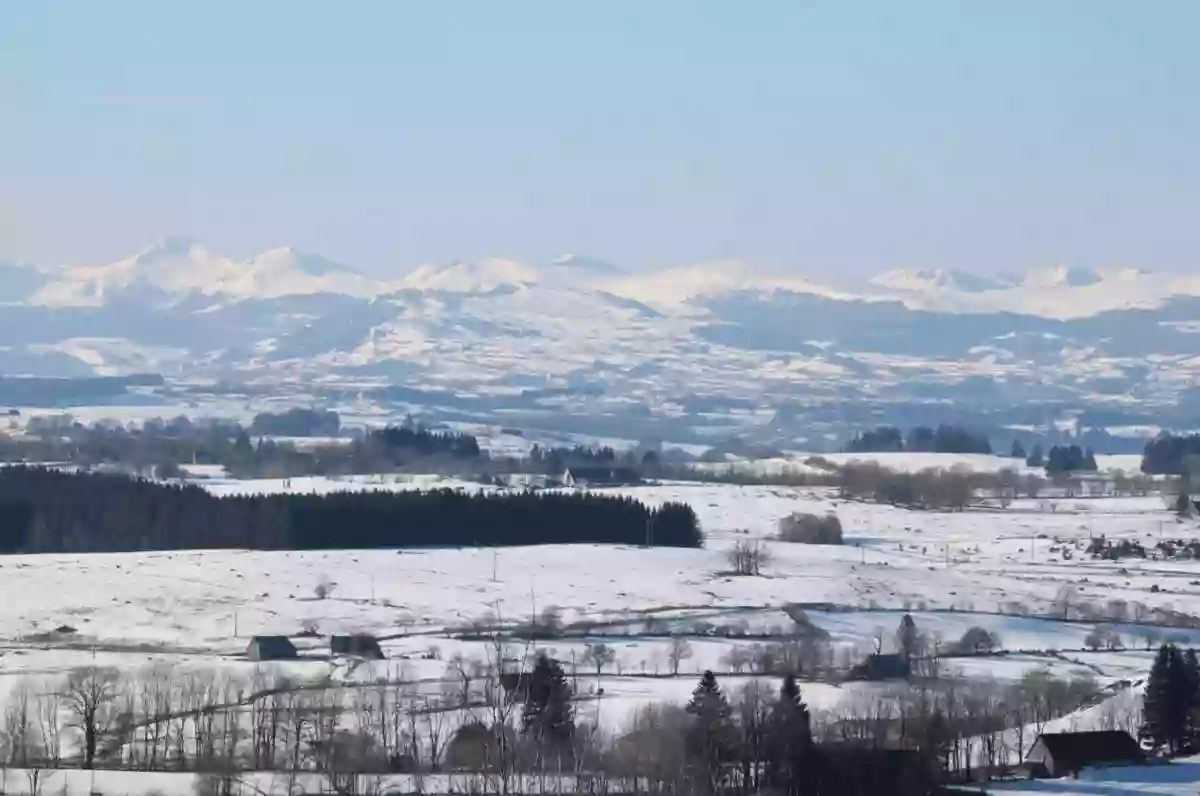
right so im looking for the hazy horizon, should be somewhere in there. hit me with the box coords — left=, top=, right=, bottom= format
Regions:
left=3, top=1, right=1197, bottom=277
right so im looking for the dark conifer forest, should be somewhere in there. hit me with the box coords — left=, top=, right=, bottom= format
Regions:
left=0, top=467, right=702, bottom=554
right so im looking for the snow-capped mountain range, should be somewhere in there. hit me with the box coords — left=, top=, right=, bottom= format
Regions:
left=12, top=238, right=1198, bottom=319
left=3, top=238, right=1200, bottom=412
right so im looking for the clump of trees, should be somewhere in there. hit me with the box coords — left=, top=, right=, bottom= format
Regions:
left=778, top=513, right=844, bottom=545
left=1044, top=444, right=1098, bottom=475
left=837, top=463, right=977, bottom=510
left=727, top=539, right=770, bottom=575
left=952, top=627, right=1001, bottom=655
left=249, top=408, right=341, bottom=437
left=369, top=425, right=481, bottom=461
left=1142, top=433, right=1200, bottom=476
left=844, top=427, right=905, bottom=453
left=843, top=425, right=992, bottom=455
left=1084, top=626, right=1125, bottom=651
left=0, top=467, right=703, bottom=554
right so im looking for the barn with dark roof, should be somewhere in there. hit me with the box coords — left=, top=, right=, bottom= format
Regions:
left=330, top=634, right=385, bottom=660
left=246, top=635, right=298, bottom=661
left=1027, top=731, right=1144, bottom=778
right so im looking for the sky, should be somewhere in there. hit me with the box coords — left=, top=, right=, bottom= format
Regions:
left=1, top=1, right=1198, bottom=277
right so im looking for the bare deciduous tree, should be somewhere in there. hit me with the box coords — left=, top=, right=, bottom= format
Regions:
left=727, top=539, right=770, bottom=575
left=582, top=642, right=616, bottom=679
left=63, top=666, right=121, bottom=769
left=667, top=637, right=693, bottom=676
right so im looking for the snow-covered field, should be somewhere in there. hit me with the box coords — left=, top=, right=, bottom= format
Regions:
left=705, top=450, right=1150, bottom=478
left=987, top=756, right=1200, bottom=795
left=2, top=464, right=1198, bottom=793
left=5, top=477, right=1196, bottom=679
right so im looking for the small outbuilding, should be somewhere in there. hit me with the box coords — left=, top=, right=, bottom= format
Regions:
left=246, top=635, right=298, bottom=661
left=331, top=634, right=385, bottom=660
left=561, top=466, right=643, bottom=489
left=1027, top=730, right=1144, bottom=778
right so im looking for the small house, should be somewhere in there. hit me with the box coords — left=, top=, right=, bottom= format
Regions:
left=246, top=635, right=298, bottom=661
left=330, top=634, right=385, bottom=660
left=1027, top=731, right=1144, bottom=778
left=561, top=466, right=642, bottom=489
left=849, top=653, right=911, bottom=681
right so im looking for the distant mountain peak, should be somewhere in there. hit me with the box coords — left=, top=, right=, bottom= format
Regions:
left=1023, top=265, right=1104, bottom=289
left=401, top=258, right=542, bottom=293
left=250, top=246, right=361, bottom=278
left=30, top=239, right=385, bottom=306
left=550, top=254, right=623, bottom=275
left=870, top=268, right=1014, bottom=294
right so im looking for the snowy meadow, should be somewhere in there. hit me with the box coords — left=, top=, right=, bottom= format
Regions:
left=0, top=455, right=1197, bottom=793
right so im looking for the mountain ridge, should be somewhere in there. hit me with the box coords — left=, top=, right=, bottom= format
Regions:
left=3, top=239, right=1200, bottom=416
left=11, top=237, right=1200, bottom=320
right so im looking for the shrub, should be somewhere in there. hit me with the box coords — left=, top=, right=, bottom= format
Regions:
left=779, top=513, right=844, bottom=545
left=954, top=626, right=1000, bottom=654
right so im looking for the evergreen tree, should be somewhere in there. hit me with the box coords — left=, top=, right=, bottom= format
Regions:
left=685, top=671, right=737, bottom=792
left=896, top=613, right=920, bottom=668
left=767, top=674, right=813, bottom=796
left=1026, top=443, right=1045, bottom=468
left=521, top=653, right=575, bottom=751
left=1011, top=439, right=1027, bottom=460
left=1141, top=643, right=1199, bottom=755
left=1187, top=648, right=1200, bottom=750
left=921, top=706, right=951, bottom=770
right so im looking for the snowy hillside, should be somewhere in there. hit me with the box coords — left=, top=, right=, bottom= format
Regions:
left=865, top=264, right=1200, bottom=317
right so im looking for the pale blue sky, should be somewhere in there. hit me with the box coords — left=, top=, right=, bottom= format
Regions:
left=2, top=1, right=1197, bottom=276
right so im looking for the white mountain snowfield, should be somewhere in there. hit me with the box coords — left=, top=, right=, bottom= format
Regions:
left=17, top=237, right=1200, bottom=317
left=4, top=238, right=1200, bottom=414
left=29, top=238, right=403, bottom=306
left=868, top=264, right=1200, bottom=317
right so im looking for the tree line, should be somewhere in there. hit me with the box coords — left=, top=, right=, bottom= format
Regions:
left=7, top=415, right=669, bottom=481
left=0, top=467, right=702, bottom=554
left=843, top=425, right=992, bottom=455
left=248, top=408, right=341, bottom=437
left=0, top=639, right=1116, bottom=796
left=0, top=611, right=1129, bottom=795
left=7, top=416, right=487, bottom=479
